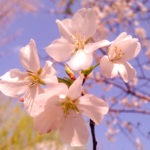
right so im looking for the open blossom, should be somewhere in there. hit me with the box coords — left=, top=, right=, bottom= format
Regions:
left=34, top=76, right=108, bottom=146
left=46, top=8, right=110, bottom=71
left=100, top=32, right=141, bottom=82
left=0, top=39, right=58, bottom=116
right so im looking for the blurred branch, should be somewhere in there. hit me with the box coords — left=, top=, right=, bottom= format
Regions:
left=110, top=108, right=150, bottom=115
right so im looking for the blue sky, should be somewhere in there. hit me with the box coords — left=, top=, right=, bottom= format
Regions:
left=0, top=1, right=150, bottom=150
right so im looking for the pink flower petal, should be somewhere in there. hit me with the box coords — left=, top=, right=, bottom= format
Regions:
left=78, top=94, right=109, bottom=124
left=33, top=83, right=68, bottom=131
left=100, top=56, right=118, bottom=78
left=72, top=8, right=97, bottom=39
left=20, top=39, right=40, bottom=72
left=0, top=80, right=27, bottom=97
left=61, top=19, right=75, bottom=36
left=46, top=38, right=74, bottom=62
left=67, top=76, right=83, bottom=100
left=60, top=113, right=89, bottom=146
left=34, top=95, right=64, bottom=133
left=56, top=19, right=75, bottom=43
left=41, top=61, right=58, bottom=85
left=67, top=50, right=93, bottom=71
left=24, top=82, right=68, bottom=117
left=118, top=62, right=136, bottom=82
left=109, top=33, right=141, bottom=62
left=0, top=69, right=28, bottom=97
left=114, top=39, right=141, bottom=61
left=84, top=40, right=111, bottom=54
left=24, top=85, right=43, bottom=117
left=114, top=32, right=128, bottom=42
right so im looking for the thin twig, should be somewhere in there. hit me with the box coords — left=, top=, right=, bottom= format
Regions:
left=110, top=108, right=150, bottom=115
left=90, top=119, right=97, bottom=150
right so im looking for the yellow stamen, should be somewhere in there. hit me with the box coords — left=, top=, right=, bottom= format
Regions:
left=27, top=68, right=46, bottom=87
left=74, top=33, right=86, bottom=50
left=109, top=46, right=125, bottom=62
left=61, top=97, right=79, bottom=117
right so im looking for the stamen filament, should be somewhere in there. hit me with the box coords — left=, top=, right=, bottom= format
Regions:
left=61, top=97, right=79, bottom=117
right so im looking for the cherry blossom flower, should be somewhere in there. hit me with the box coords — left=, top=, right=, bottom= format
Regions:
left=46, top=8, right=110, bottom=71
left=100, top=32, right=141, bottom=82
left=0, top=39, right=58, bottom=116
left=34, top=76, right=108, bottom=146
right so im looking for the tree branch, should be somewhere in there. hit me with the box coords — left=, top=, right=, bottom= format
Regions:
left=90, top=119, right=97, bottom=150
left=110, top=108, right=150, bottom=115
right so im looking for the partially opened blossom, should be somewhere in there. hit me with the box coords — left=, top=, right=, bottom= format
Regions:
left=100, top=32, right=141, bottom=82
left=34, top=76, right=108, bottom=146
left=0, top=39, right=58, bottom=116
left=46, top=8, right=110, bottom=71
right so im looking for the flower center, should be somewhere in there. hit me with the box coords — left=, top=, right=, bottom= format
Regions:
left=61, top=97, right=79, bottom=117
left=74, top=34, right=85, bottom=50
left=74, top=33, right=91, bottom=51
left=108, top=46, right=125, bottom=62
left=27, top=68, right=46, bottom=87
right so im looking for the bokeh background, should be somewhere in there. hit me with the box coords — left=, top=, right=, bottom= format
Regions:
left=0, top=0, right=150, bottom=150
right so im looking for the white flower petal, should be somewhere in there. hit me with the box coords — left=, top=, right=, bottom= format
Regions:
left=56, top=19, right=75, bottom=43
left=100, top=56, right=118, bottom=78
left=41, top=61, right=56, bottom=76
left=67, top=50, right=93, bottom=71
left=112, top=38, right=141, bottom=61
left=133, top=42, right=141, bottom=58
left=24, top=85, right=43, bottom=117
left=84, top=40, right=111, bottom=54
left=0, top=69, right=27, bottom=81
left=41, top=61, right=58, bottom=85
left=20, top=39, right=40, bottom=72
left=0, top=80, right=27, bottom=97
left=46, top=38, right=74, bottom=62
left=118, top=62, right=136, bottom=83
left=0, top=69, right=28, bottom=97
left=33, top=83, right=68, bottom=131
left=34, top=95, right=64, bottom=133
left=109, top=32, right=141, bottom=62
left=72, top=8, right=97, bottom=39
left=43, top=83, right=68, bottom=100
left=67, top=76, right=83, bottom=100
left=78, top=94, right=109, bottom=124
left=60, top=113, right=89, bottom=146
left=61, top=19, right=74, bottom=34
left=114, top=32, right=128, bottom=41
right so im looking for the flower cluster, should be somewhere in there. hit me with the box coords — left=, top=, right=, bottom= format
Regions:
left=0, top=8, right=141, bottom=146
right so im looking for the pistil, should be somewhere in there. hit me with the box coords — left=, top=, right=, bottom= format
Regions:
left=61, top=97, right=79, bottom=117
left=27, top=68, right=46, bottom=86
left=108, top=46, right=125, bottom=62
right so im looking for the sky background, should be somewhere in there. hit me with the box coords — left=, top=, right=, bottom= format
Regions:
left=0, top=0, right=150, bottom=150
